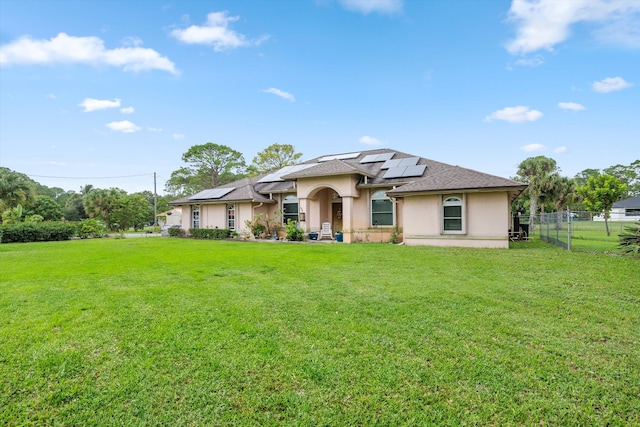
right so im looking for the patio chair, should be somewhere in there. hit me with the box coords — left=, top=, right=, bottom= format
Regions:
left=319, top=222, right=333, bottom=240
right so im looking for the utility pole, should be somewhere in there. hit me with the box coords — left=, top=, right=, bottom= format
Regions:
left=154, top=172, right=157, bottom=227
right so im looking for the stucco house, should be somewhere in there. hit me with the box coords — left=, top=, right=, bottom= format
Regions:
left=168, top=148, right=526, bottom=248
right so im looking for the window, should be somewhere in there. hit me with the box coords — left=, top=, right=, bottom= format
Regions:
left=282, top=195, right=298, bottom=223
left=227, top=204, right=235, bottom=230
left=371, top=190, right=393, bottom=226
left=626, top=208, right=640, bottom=217
left=443, top=195, right=464, bottom=233
left=192, top=205, right=200, bottom=229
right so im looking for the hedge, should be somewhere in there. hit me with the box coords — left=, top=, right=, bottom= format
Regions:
left=0, top=222, right=77, bottom=243
left=189, top=228, right=232, bottom=239
left=168, top=227, right=186, bottom=238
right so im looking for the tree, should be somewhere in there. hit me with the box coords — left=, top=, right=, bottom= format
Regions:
left=28, top=195, right=64, bottom=221
left=574, top=168, right=601, bottom=188
left=83, top=188, right=127, bottom=231
left=516, top=156, right=560, bottom=232
left=604, top=160, right=639, bottom=198
left=577, top=174, right=627, bottom=236
left=0, top=168, right=37, bottom=212
left=250, top=143, right=303, bottom=175
left=164, top=167, right=208, bottom=197
left=184, top=143, right=246, bottom=187
left=110, top=194, right=151, bottom=231
left=545, top=175, right=576, bottom=230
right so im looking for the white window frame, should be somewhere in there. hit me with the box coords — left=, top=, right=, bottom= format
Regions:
left=282, top=195, right=298, bottom=224
left=371, top=189, right=394, bottom=227
left=192, top=205, right=200, bottom=229
left=442, top=194, right=465, bottom=234
left=227, top=204, right=236, bottom=230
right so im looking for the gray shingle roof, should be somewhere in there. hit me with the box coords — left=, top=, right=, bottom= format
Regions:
left=613, top=196, right=640, bottom=208
left=169, top=176, right=276, bottom=205
left=281, top=159, right=374, bottom=179
left=170, top=148, right=526, bottom=204
left=387, top=165, right=526, bottom=196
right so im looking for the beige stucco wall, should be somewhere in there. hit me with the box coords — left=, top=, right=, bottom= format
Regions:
left=178, top=202, right=274, bottom=235
left=402, top=191, right=510, bottom=248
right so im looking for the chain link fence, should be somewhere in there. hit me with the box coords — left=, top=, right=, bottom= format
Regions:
left=514, top=211, right=633, bottom=252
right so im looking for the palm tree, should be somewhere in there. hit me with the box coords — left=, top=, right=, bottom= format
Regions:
left=0, top=169, right=37, bottom=212
left=517, top=156, right=559, bottom=232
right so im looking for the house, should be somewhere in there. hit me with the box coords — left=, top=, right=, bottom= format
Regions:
left=595, top=196, right=640, bottom=221
left=168, top=148, right=526, bottom=248
left=157, top=207, right=182, bottom=227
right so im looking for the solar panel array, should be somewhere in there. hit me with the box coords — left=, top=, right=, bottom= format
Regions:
left=382, top=164, right=427, bottom=179
left=317, top=152, right=361, bottom=162
left=381, top=156, right=420, bottom=169
left=188, top=187, right=235, bottom=200
left=360, top=152, right=395, bottom=163
left=257, top=163, right=316, bottom=183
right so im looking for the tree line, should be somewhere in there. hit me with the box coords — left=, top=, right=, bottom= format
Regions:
left=0, top=143, right=302, bottom=231
left=512, top=156, right=638, bottom=236
left=1, top=142, right=637, bottom=237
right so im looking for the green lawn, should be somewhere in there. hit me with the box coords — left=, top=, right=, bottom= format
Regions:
left=535, top=219, right=633, bottom=253
left=1, top=238, right=638, bottom=426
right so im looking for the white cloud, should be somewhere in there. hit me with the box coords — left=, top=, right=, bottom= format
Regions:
left=47, top=93, right=57, bottom=100
left=505, top=0, right=640, bottom=55
left=512, top=55, right=544, bottom=68
left=106, top=120, right=141, bottom=133
left=521, top=143, right=546, bottom=152
left=173, top=133, right=185, bottom=140
left=484, top=106, right=543, bottom=123
left=359, top=136, right=382, bottom=146
left=554, top=146, right=568, bottom=153
left=558, top=102, right=586, bottom=111
left=148, top=127, right=163, bottom=132
left=338, top=0, right=403, bottom=14
left=120, top=106, right=135, bottom=114
left=0, top=32, right=177, bottom=74
left=592, top=76, right=633, bottom=93
left=79, top=98, right=121, bottom=112
left=262, top=87, right=295, bottom=102
left=170, top=11, right=268, bottom=51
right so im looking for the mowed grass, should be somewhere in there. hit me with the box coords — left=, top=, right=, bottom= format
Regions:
left=536, top=220, right=633, bottom=253
left=1, top=238, right=638, bottom=426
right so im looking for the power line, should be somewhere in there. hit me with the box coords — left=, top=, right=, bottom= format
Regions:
left=26, top=173, right=154, bottom=180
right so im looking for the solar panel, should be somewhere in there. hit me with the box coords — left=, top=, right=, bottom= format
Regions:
left=360, top=152, right=395, bottom=163
left=381, top=159, right=403, bottom=169
left=188, top=187, right=235, bottom=200
left=399, top=157, right=420, bottom=167
left=402, top=164, right=427, bottom=177
left=382, top=163, right=426, bottom=179
left=382, top=167, right=406, bottom=179
left=318, top=152, right=361, bottom=162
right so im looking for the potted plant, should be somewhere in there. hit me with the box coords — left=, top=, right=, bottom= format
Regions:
left=335, top=231, right=343, bottom=242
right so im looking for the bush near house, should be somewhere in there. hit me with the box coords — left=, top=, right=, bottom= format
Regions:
left=189, top=228, right=232, bottom=239
left=285, top=220, right=304, bottom=241
left=168, top=227, right=186, bottom=238
left=76, top=218, right=107, bottom=239
left=0, top=221, right=76, bottom=243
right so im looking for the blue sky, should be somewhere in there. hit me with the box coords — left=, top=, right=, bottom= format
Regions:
left=1, top=0, right=638, bottom=194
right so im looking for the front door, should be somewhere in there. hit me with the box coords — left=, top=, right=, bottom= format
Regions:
left=332, top=203, right=343, bottom=233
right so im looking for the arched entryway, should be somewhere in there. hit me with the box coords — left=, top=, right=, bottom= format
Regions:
left=302, top=186, right=343, bottom=236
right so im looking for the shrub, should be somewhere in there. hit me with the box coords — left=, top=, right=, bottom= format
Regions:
left=77, top=218, right=107, bottom=239
left=618, top=221, right=640, bottom=256
left=285, top=220, right=304, bottom=241
left=0, top=222, right=76, bottom=243
left=189, top=228, right=231, bottom=239
left=168, top=227, right=186, bottom=238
